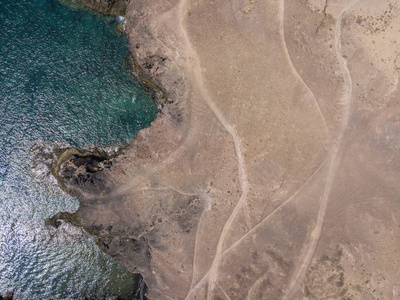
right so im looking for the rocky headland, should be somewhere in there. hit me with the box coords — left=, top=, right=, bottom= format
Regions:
left=50, top=0, right=400, bottom=299
left=70, top=0, right=128, bottom=16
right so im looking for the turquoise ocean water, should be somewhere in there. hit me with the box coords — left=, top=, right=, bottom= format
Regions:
left=0, top=0, right=157, bottom=298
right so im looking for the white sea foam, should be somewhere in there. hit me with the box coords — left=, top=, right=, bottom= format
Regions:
left=117, top=16, right=126, bottom=30
left=28, top=140, right=74, bottom=187
left=47, top=220, right=92, bottom=243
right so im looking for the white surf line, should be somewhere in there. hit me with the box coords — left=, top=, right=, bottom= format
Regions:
left=282, top=0, right=361, bottom=298
left=176, top=1, right=251, bottom=299
left=279, top=0, right=330, bottom=138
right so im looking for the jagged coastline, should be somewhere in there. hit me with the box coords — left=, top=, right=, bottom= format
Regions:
left=47, top=0, right=193, bottom=298
left=49, top=0, right=177, bottom=209
left=49, top=0, right=182, bottom=201
left=46, top=0, right=180, bottom=298
left=66, top=0, right=128, bottom=16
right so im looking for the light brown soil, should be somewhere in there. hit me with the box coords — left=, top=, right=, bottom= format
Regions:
left=55, top=0, right=400, bottom=298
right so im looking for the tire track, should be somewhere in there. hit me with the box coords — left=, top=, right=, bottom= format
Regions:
left=175, top=0, right=251, bottom=298
left=279, top=0, right=330, bottom=138
left=282, top=0, right=361, bottom=298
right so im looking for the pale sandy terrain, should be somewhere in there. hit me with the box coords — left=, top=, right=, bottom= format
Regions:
left=56, top=0, right=400, bottom=298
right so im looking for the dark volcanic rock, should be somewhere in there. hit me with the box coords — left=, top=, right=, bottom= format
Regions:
left=52, top=148, right=114, bottom=199
left=47, top=148, right=149, bottom=299
left=75, top=0, right=128, bottom=16
left=45, top=211, right=82, bottom=229
left=124, top=53, right=169, bottom=107
left=0, top=292, right=14, bottom=300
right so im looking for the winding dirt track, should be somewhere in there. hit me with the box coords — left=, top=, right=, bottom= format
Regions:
left=182, top=0, right=357, bottom=297
left=282, top=0, right=361, bottom=297
left=183, top=0, right=362, bottom=298
left=176, top=0, right=252, bottom=297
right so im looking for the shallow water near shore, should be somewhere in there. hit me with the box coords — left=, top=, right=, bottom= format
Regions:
left=0, top=0, right=157, bottom=298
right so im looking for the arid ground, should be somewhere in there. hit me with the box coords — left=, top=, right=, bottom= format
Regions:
left=54, top=0, right=400, bottom=298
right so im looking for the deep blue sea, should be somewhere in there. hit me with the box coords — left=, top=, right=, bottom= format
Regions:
left=0, top=0, right=157, bottom=298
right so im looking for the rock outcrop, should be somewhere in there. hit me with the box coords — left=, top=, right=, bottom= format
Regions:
left=0, top=292, right=13, bottom=300
left=75, top=0, right=128, bottom=16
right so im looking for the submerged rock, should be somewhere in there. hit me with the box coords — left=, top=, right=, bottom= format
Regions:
left=0, top=292, right=14, bottom=300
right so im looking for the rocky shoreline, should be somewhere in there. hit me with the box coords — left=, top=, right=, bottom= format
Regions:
left=69, top=0, right=128, bottom=16
left=44, top=0, right=174, bottom=298
left=0, top=292, right=13, bottom=300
